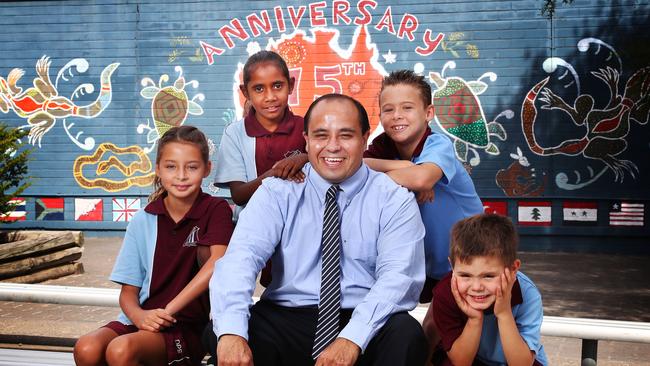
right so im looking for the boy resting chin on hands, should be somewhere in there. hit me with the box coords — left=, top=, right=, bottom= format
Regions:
left=424, top=213, right=548, bottom=366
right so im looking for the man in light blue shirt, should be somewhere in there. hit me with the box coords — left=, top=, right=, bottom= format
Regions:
left=206, top=94, right=427, bottom=366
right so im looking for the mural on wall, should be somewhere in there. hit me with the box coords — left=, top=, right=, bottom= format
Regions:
left=73, top=66, right=205, bottom=192
left=428, top=61, right=511, bottom=166
left=138, top=66, right=205, bottom=153
left=0, top=56, right=119, bottom=149
left=495, top=147, right=547, bottom=197
left=201, top=2, right=447, bottom=136
left=521, top=38, right=650, bottom=190
left=200, top=5, right=505, bottom=167
left=168, top=36, right=205, bottom=64
left=439, top=32, right=479, bottom=59
left=200, top=3, right=446, bottom=64
left=73, top=143, right=156, bottom=192
left=2, top=0, right=648, bottom=234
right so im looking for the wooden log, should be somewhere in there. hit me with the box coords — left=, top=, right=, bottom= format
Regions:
left=0, top=230, right=83, bottom=246
left=0, top=247, right=83, bottom=278
left=1, top=262, right=84, bottom=284
left=0, top=232, right=81, bottom=262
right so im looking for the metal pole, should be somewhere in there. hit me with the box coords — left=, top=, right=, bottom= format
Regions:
left=0, top=283, right=119, bottom=307
left=581, top=339, right=598, bottom=366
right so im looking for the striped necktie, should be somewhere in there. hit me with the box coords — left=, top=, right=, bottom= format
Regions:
left=312, top=185, right=342, bottom=359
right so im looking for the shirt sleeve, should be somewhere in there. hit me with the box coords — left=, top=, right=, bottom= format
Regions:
left=338, top=188, right=426, bottom=351
left=514, top=278, right=544, bottom=355
left=209, top=181, right=284, bottom=339
left=414, top=134, right=457, bottom=186
left=214, top=123, right=250, bottom=187
left=431, top=276, right=468, bottom=351
left=109, top=213, right=145, bottom=287
left=198, top=198, right=234, bottom=246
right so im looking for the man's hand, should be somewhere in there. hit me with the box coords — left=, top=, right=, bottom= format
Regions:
left=494, top=267, right=517, bottom=319
left=314, top=338, right=361, bottom=366
left=265, top=153, right=307, bottom=182
left=450, top=275, right=483, bottom=321
left=416, top=189, right=435, bottom=204
left=133, top=308, right=175, bottom=332
left=217, top=335, right=253, bottom=366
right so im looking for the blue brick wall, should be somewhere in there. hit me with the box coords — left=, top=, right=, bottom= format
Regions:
left=1, top=0, right=648, bottom=252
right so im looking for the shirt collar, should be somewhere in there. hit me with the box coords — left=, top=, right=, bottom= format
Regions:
left=511, top=277, right=524, bottom=306
left=306, top=162, right=369, bottom=206
left=145, top=189, right=211, bottom=221
left=374, top=126, right=432, bottom=159
left=244, top=108, right=296, bottom=137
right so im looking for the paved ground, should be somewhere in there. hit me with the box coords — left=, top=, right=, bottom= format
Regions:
left=1, top=236, right=649, bottom=365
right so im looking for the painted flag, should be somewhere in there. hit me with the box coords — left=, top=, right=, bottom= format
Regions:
left=75, top=198, right=103, bottom=221
left=562, top=201, right=597, bottom=226
left=482, top=200, right=507, bottom=216
left=35, top=197, right=64, bottom=221
left=112, top=198, right=141, bottom=222
left=609, top=201, right=645, bottom=227
left=518, top=201, right=552, bottom=226
left=0, top=198, right=26, bottom=222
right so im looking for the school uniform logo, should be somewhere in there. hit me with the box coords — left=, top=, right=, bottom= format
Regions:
left=169, top=336, right=190, bottom=365
left=183, top=226, right=200, bottom=247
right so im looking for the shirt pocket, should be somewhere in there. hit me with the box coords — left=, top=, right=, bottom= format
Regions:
left=342, top=239, right=377, bottom=282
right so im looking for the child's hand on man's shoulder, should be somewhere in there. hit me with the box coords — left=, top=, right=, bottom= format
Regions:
left=269, top=152, right=308, bottom=182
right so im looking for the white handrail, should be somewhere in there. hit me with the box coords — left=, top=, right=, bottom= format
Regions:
left=1, top=283, right=649, bottom=344
left=0, top=283, right=119, bottom=307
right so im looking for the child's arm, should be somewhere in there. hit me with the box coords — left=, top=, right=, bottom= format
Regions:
left=229, top=180, right=263, bottom=206
left=385, top=163, right=444, bottom=192
left=494, top=269, right=536, bottom=366
left=363, top=158, right=415, bottom=172
left=119, top=284, right=175, bottom=332
left=165, top=244, right=228, bottom=316
left=270, top=152, right=308, bottom=182
left=365, top=158, right=440, bottom=204
left=446, top=275, right=484, bottom=366
left=364, top=158, right=443, bottom=192
left=229, top=153, right=308, bottom=206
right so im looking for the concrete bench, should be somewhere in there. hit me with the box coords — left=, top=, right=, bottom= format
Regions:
left=2, top=283, right=649, bottom=365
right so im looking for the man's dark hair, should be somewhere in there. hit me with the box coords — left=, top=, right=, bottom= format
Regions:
left=381, top=69, right=432, bottom=107
left=303, top=93, right=370, bottom=134
left=449, top=213, right=519, bottom=266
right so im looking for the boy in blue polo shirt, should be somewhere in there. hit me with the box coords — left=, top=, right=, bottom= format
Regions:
left=364, top=69, right=483, bottom=302
left=427, top=213, right=547, bottom=365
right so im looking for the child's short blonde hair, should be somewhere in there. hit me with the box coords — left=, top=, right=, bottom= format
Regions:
left=449, top=213, right=518, bottom=266
left=380, top=69, right=432, bottom=107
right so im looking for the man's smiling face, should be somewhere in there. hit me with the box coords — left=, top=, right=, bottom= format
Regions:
left=304, top=98, right=369, bottom=184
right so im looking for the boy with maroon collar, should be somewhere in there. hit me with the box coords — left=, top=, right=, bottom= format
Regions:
left=364, top=70, right=483, bottom=303
left=427, top=213, right=547, bottom=366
